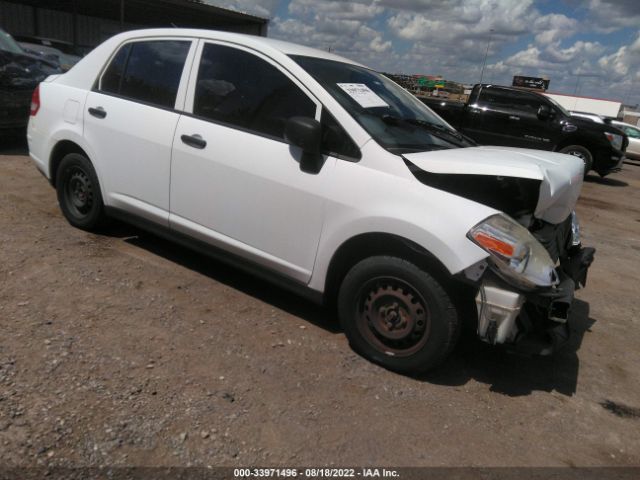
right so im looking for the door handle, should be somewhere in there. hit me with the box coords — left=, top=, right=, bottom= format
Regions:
left=181, top=134, right=207, bottom=149
left=509, top=115, right=520, bottom=121
left=88, top=106, right=107, bottom=119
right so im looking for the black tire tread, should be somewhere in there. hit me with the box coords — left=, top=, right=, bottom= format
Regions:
left=338, top=255, right=459, bottom=373
left=55, top=153, right=107, bottom=231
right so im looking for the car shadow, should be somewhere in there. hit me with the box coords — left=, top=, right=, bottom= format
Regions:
left=584, top=174, right=628, bottom=187
left=99, top=223, right=594, bottom=393
left=0, top=130, right=28, bottom=155
left=104, top=225, right=341, bottom=334
left=420, top=299, right=594, bottom=397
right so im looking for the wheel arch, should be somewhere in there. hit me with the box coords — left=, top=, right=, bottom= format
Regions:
left=554, top=136, right=596, bottom=154
left=49, top=140, right=90, bottom=187
left=322, top=232, right=455, bottom=306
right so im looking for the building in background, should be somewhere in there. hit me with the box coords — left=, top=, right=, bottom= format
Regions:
left=0, top=0, right=268, bottom=54
left=544, top=92, right=623, bottom=118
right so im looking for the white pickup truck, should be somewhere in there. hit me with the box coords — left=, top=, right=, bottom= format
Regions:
left=27, top=29, right=595, bottom=373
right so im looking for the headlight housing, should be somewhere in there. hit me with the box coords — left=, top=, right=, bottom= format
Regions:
left=604, top=132, right=623, bottom=150
left=468, top=214, right=558, bottom=290
left=570, top=211, right=581, bottom=247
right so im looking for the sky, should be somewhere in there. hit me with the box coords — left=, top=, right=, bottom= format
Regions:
left=202, top=0, right=640, bottom=106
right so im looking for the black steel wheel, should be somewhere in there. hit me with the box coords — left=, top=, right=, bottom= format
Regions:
left=56, top=153, right=107, bottom=231
left=357, top=277, right=431, bottom=357
left=338, top=256, right=459, bottom=373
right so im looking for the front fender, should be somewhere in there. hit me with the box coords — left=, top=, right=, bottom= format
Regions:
left=308, top=159, right=495, bottom=292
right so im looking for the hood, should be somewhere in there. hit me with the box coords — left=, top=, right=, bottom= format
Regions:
left=403, top=146, right=584, bottom=224
left=568, top=115, right=627, bottom=137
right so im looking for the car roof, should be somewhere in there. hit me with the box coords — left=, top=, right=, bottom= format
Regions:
left=14, top=34, right=73, bottom=45
left=116, top=28, right=364, bottom=67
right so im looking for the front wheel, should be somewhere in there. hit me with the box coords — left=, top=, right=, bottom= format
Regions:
left=559, top=145, right=593, bottom=177
left=56, top=153, right=107, bottom=231
left=337, top=256, right=459, bottom=374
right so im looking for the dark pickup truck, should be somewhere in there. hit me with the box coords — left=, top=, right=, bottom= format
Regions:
left=420, top=84, right=628, bottom=177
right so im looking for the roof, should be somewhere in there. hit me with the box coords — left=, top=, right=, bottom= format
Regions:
left=10, top=0, right=269, bottom=32
left=197, top=0, right=268, bottom=22
left=60, top=27, right=366, bottom=91
left=117, top=28, right=363, bottom=66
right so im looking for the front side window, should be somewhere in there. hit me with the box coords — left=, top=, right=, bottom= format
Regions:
left=193, top=43, right=316, bottom=140
left=480, top=89, right=518, bottom=110
left=100, top=40, right=191, bottom=109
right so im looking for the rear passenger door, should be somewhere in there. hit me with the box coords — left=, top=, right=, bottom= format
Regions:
left=469, top=88, right=555, bottom=150
left=84, top=38, right=195, bottom=225
left=170, top=42, right=353, bottom=283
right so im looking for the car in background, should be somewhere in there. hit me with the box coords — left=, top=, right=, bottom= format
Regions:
left=421, top=85, right=628, bottom=177
left=612, top=120, right=640, bottom=160
left=0, top=28, right=61, bottom=131
left=12, top=35, right=79, bottom=55
left=18, top=41, right=81, bottom=71
left=569, top=111, right=612, bottom=124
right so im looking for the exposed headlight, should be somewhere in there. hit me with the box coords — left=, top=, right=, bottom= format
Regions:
left=467, top=214, right=558, bottom=290
left=604, top=132, right=623, bottom=150
left=570, top=211, right=581, bottom=247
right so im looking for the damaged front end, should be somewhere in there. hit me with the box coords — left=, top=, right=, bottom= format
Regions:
left=467, top=212, right=594, bottom=355
left=403, top=147, right=595, bottom=355
left=462, top=205, right=595, bottom=355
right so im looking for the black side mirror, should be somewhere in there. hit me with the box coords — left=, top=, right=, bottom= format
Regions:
left=537, top=104, right=553, bottom=120
left=285, top=116, right=324, bottom=174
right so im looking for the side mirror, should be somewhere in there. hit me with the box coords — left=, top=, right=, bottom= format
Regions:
left=537, top=104, right=553, bottom=120
left=285, top=116, right=324, bottom=174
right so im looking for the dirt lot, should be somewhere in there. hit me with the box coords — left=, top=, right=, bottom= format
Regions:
left=1, top=135, right=640, bottom=469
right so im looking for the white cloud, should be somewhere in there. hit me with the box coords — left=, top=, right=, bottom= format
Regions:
left=533, top=14, right=577, bottom=46
left=598, top=33, right=640, bottom=78
left=584, top=0, right=640, bottom=33
left=204, top=0, right=640, bottom=105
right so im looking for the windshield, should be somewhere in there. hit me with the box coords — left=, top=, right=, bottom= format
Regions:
left=0, top=30, right=24, bottom=55
left=545, top=96, right=571, bottom=117
left=291, top=55, right=469, bottom=153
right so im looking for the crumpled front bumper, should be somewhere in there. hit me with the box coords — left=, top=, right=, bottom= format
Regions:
left=475, top=245, right=595, bottom=355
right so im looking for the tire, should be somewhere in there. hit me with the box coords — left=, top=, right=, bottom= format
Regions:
left=559, top=145, right=593, bottom=177
left=337, top=256, right=459, bottom=374
left=55, top=153, right=107, bottom=231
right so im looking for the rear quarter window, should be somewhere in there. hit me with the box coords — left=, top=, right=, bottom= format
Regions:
left=99, top=40, right=191, bottom=109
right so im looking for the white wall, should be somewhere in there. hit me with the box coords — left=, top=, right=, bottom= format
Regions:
left=544, top=93, right=622, bottom=117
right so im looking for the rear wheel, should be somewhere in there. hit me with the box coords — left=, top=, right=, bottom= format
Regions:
left=337, top=256, right=459, bottom=374
left=56, top=153, right=107, bottom=231
left=559, top=145, right=593, bottom=177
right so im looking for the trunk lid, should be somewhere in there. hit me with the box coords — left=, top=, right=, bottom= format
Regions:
left=403, top=146, right=584, bottom=224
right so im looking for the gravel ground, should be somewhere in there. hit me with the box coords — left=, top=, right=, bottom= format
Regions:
left=1, top=135, right=640, bottom=468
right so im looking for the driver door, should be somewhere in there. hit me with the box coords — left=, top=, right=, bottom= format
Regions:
left=169, top=41, right=334, bottom=283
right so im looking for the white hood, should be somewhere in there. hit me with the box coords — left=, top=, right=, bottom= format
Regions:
left=403, top=146, right=584, bottom=224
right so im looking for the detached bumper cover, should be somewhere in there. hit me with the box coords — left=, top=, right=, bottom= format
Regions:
left=475, top=245, right=595, bottom=354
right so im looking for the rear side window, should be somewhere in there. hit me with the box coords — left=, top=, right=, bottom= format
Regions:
left=193, top=43, right=316, bottom=140
left=100, top=44, right=130, bottom=94
left=100, top=40, right=191, bottom=109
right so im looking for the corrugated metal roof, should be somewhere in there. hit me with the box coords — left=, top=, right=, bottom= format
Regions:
left=197, top=0, right=269, bottom=21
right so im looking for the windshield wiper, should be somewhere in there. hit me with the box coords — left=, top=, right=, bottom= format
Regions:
left=380, top=114, right=474, bottom=147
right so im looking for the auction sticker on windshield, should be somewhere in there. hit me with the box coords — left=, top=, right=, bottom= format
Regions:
left=337, top=83, right=389, bottom=108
